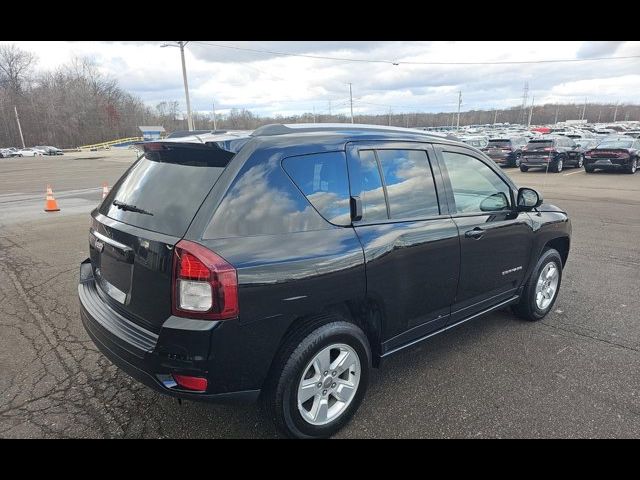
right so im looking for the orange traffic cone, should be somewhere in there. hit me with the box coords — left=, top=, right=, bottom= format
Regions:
left=101, top=182, right=110, bottom=200
left=44, top=185, right=60, bottom=212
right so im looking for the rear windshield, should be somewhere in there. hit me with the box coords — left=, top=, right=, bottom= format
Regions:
left=527, top=140, right=553, bottom=146
left=99, top=143, right=235, bottom=236
left=488, top=140, right=511, bottom=147
left=597, top=140, right=633, bottom=149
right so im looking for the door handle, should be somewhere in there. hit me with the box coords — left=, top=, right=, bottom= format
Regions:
left=465, top=227, right=485, bottom=239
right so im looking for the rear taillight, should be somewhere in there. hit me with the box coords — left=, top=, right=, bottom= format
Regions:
left=543, top=147, right=555, bottom=152
left=172, top=240, right=239, bottom=320
left=172, top=374, right=208, bottom=392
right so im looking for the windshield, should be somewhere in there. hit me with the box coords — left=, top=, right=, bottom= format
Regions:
left=597, top=140, right=633, bottom=149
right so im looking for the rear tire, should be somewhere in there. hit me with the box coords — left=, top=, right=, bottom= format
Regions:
left=520, top=164, right=529, bottom=172
left=585, top=165, right=595, bottom=173
left=512, top=248, right=563, bottom=322
left=626, top=158, right=637, bottom=174
left=551, top=157, right=564, bottom=173
left=262, top=319, right=371, bottom=438
left=576, top=155, right=584, bottom=168
left=513, top=155, right=521, bottom=168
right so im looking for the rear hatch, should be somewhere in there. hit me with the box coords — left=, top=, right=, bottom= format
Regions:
left=484, top=140, right=513, bottom=160
left=522, top=140, right=554, bottom=158
left=89, top=138, right=248, bottom=332
left=589, top=140, right=633, bottom=160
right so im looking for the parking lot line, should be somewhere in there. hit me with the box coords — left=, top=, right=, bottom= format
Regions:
left=564, top=170, right=584, bottom=176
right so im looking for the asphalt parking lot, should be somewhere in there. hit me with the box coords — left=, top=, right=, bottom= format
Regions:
left=1, top=149, right=639, bottom=438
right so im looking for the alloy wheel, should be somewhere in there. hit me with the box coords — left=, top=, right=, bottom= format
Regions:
left=297, top=343, right=361, bottom=426
left=535, top=262, right=559, bottom=310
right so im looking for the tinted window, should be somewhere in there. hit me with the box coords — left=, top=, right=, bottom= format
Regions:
left=376, top=149, right=440, bottom=219
left=100, top=146, right=232, bottom=236
left=488, top=140, right=511, bottom=148
left=440, top=151, right=512, bottom=214
left=348, top=150, right=388, bottom=222
left=527, top=140, right=553, bottom=147
left=204, top=153, right=330, bottom=238
left=282, top=151, right=351, bottom=226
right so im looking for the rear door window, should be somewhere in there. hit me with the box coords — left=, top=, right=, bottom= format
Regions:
left=281, top=151, right=351, bottom=226
left=348, top=150, right=388, bottom=223
left=348, top=147, right=440, bottom=223
left=376, top=149, right=440, bottom=219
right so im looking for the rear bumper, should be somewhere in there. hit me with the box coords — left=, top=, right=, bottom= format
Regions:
left=521, top=156, right=552, bottom=167
left=78, top=259, right=260, bottom=404
left=584, top=158, right=631, bottom=169
left=487, top=153, right=517, bottom=165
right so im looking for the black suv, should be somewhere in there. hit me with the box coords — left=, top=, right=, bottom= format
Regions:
left=79, top=124, right=571, bottom=438
left=520, top=136, right=583, bottom=173
left=482, top=137, right=527, bottom=167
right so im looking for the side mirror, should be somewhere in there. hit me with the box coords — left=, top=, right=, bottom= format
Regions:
left=517, top=187, right=543, bottom=211
left=480, top=192, right=510, bottom=212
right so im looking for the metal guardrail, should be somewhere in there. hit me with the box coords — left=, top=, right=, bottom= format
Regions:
left=78, top=137, right=143, bottom=150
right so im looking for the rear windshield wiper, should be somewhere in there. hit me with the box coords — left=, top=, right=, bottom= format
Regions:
left=112, top=200, right=153, bottom=216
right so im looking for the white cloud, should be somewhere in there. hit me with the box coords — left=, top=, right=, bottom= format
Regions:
left=6, top=41, right=640, bottom=117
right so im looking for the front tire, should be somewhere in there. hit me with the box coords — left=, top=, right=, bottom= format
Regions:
left=576, top=155, right=584, bottom=168
left=626, top=158, right=637, bottom=174
left=585, top=165, right=595, bottom=173
left=512, top=248, right=563, bottom=321
left=520, top=164, right=529, bottom=172
left=263, top=320, right=371, bottom=438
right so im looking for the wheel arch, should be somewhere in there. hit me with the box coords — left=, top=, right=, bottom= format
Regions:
left=543, top=236, right=570, bottom=267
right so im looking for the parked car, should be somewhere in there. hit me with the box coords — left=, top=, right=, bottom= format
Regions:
left=481, top=137, right=528, bottom=167
left=34, top=145, right=64, bottom=155
left=574, top=138, right=599, bottom=154
left=2, top=147, right=20, bottom=157
left=520, top=136, right=583, bottom=172
left=623, top=130, right=640, bottom=139
left=78, top=124, right=571, bottom=438
left=583, top=137, right=639, bottom=174
left=459, top=135, right=489, bottom=149
left=16, top=148, right=43, bottom=157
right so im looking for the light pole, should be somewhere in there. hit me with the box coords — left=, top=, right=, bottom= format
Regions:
left=456, top=91, right=462, bottom=131
left=349, top=83, right=355, bottom=124
left=162, top=41, right=194, bottom=131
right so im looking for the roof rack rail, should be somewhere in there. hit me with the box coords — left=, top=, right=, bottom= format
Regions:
left=250, top=123, right=451, bottom=138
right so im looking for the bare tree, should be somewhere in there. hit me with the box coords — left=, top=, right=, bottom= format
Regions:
left=0, top=44, right=35, bottom=94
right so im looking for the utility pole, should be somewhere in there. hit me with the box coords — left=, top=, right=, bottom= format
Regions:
left=597, top=108, right=602, bottom=123
left=212, top=100, right=217, bottom=131
left=581, top=98, right=587, bottom=121
left=14, top=106, right=25, bottom=148
left=388, top=108, right=392, bottom=126
left=328, top=100, right=332, bottom=117
left=493, top=109, right=498, bottom=125
left=554, top=105, right=560, bottom=124
left=312, top=106, right=316, bottom=123
left=348, top=83, right=354, bottom=124
left=613, top=102, right=619, bottom=122
left=456, top=91, right=462, bottom=131
left=178, top=41, right=194, bottom=131
left=521, top=81, right=529, bottom=125
left=527, top=96, right=535, bottom=127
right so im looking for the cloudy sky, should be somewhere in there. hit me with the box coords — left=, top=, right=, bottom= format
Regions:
left=9, top=41, right=640, bottom=117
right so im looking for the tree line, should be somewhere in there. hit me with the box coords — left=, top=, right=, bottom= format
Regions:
left=1, top=43, right=638, bottom=148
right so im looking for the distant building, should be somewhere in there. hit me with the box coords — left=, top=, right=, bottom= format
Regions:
left=138, top=126, right=166, bottom=141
